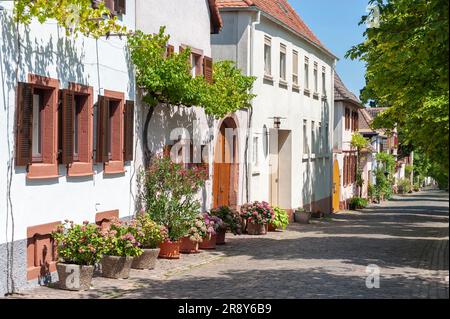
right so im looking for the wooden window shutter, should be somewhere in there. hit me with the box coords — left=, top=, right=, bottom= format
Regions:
left=203, top=56, right=213, bottom=84
left=166, top=45, right=174, bottom=57
left=61, top=90, right=75, bottom=165
left=123, top=100, right=134, bottom=162
left=15, top=82, right=33, bottom=166
left=96, top=96, right=109, bottom=163
left=114, top=0, right=126, bottom=14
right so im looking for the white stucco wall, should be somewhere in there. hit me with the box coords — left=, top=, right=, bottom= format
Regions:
left=0, top=0, right=137, bottom=245
left=213, top=11, right=336, bottom=211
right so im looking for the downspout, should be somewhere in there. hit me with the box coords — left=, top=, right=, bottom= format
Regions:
left=244, top=10, right=261, bottom=203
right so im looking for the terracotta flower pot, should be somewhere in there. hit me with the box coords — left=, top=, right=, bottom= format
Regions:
left=199, top=234, right=217, bottom=250
left=132, top=248, right=160, bottom=270
left=101, top=256, right=133, bottom=279
left=246, top=223, right=267, bottom=235
left=56, top=263, right=94, bottom=291
left=180, top=237, right=200, bottom=254
left=268, top=223, right=277, bottom=232
left=216, top=228, right=226, bottom=245
left=158, top=240, right=181, bottom=259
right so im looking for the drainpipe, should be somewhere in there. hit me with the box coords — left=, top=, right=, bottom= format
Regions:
left=244, top=10, right=261, bottom=203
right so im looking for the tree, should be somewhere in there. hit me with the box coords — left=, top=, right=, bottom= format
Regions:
left=351, top=133, right=371, bottom=197
left=347, top=0, right=449, bottom=174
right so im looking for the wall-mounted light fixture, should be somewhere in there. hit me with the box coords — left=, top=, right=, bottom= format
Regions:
left=269, top=117, right=286, bottom=129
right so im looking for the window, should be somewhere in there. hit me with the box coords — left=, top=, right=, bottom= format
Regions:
left=345, top=108, right=350, bottom=131
left=351, top=111, right=359, bottom=132
left=16, top=74, right=59, bottom=179
left=303, top=120, right=308, bottom=154
left=102, top=0, right=126, bottom=15
left=279, top=44, right=287, bottom=81
left=191, top=53, right=202, bottom=77
left=311, top=121, right=316, bottom=154
left=325, top=124, right=329, bottom=153
left=292, top=50, right=299, bottom=86
left=313, top=62, right=318, bottom=93
left=318, top=122, right=322, bottom=154
left=322, top=67, right=326, bottom=96
left=304, top=57, right=309, bottom=89
left=264, top=36, right=272, bottom=76
left=252, top=136, right=259, bottom=166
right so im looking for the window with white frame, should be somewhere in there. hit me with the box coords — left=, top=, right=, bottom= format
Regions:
left=318, top=122, right=323, bottom=154
left=264, top=36, right=272, bottom=76
left=313, top=62, right=318, bottom=93
left=253, top=136, right=259, bottom=166
left=303, top=120, right=308, bottom=154
left=322, top=66, right=327, bottom=96
left=280, top=44, right=287, bottom=81
left=311, top=121, right=316, bottom=154
left=292, top=50, right=299, bottom=86
left=304, top=57, right=309, bottom=90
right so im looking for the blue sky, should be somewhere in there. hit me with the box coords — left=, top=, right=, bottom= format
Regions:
left=292, top=0, right=368, bottom=97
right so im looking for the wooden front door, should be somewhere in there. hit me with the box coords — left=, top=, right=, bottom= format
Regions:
left=332, top=159, right=341, bottom=213
left=213, top=119, right=237, bottom=208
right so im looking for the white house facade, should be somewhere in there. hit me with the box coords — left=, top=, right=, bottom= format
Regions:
left=211, top=0, right=337, bottom=217
left=0, top=0, right=137, bottom=296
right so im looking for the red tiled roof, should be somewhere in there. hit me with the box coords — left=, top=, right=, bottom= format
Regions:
left=216, top=0, right=332, bottom=56
left=334, top=73, right=362, bottom=107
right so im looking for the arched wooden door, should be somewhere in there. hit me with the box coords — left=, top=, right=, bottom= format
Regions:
left=332, top=159, right=341, bottom=213
left=213, top=118, right=238, bottom=208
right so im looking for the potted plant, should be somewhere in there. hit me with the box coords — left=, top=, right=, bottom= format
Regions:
left=210, top=206, right=242, bottom=244
left=101, top=219, right=143, bottom=279
left=240, top=201, right=274, bottom=235
left=199, top=212, right=223, bottom=250
left=348, top=197, right=369, bottom=210
left=130, top=212, right=165, bottom=269
left=180, top=214, right=207, bottom=254
left=269, top=207, right=289, bottom=231
left=294, top=208, right=311, bottom=224
left=141, top=157, right=208, bottom=259
left=52, top=220, right=105, bottom=291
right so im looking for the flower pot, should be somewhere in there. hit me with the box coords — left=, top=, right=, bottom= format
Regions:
left=294, top=211, right=311, bottom=224
left=246, top=223, right=267, bottom=235
left=101, top=256, right=133, bottom=279
left=216, top=228, right=226, bottom=245
left=159, top=240, right=181, bottom=259
left=199, top=234, right=217, bottom=250
left=56, top=263, right=94, bottom=291
left=180, top=237, right=200, bottom=254
left=131, top=248, right=160, bottom=270
left=268, top=223, right=277, bottom=232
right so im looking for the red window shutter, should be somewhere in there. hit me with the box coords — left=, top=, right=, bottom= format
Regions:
left=96, top=95, right=109, bottom=163
left=203, top=56, right=213, bottom=84
left=123, top=100, right=134, bottom=162
left=166, top=45, right=174, bottom=57
left=15, top=82, right=33, bottom=166
left=61, top=90, right=75, bottom=165
left=114, top=0, right=126, bottom=14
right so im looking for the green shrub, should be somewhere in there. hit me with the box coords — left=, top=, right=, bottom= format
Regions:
left=413, top=183, right=420, bottom=192
left=398, top=178, right=412, bottom=194
left=271, top=207, right=289, bottom=230
left=349, top=197, right=369, bottom=210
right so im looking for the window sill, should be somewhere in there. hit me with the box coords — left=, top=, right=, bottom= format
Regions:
left=27, top=163, right=59, bottom=180
left=68, top=162, right=94, bottom=177
left=104, top=160, right=125, bottom=175
left=304, top=89, right=311, bottom=96
left=313, top=92, right=320, bottom=100
left=292, top=84, right=300, bottom=92
left=263, top=74, right=274, bottom=83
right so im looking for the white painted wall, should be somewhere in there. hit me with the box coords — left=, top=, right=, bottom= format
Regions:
left=213, top=11, right=336, bottom=211
left=0, top=0, right=137, bottom=245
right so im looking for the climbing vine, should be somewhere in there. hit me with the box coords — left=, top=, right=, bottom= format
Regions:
left=14, top=0, right=126, bottom=38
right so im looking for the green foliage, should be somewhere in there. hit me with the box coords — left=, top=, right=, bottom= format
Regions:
left=349, top=197, right=369, bottom=210
left=210, top=206, right=243, bottom=235
left=413, top=151, right=449, bottom=190
left=271, top=207, right=289, bottom=230
left=351, top=133, right=370, bottom=151
left=346, top=0, right=449, bottom=173
left=376, top=152, right=396, bottom=175
left=128, top=27, right=256, bottom=117
left=102, top=219, right=143, bottom=257
left=404, top=164, right=413, bottom=179
left=398, top=178, right=412, bottom=194
left=141, top=157, right=208, bottom=241
left=14, top=0, right=127, bottom=38
left=52, top=220, right=105, bottom=266
left=130, top=213, right=165, bottom=249
left=373, top=167, right=394, bottom=201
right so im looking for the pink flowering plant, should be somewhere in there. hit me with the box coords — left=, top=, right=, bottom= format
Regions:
left=240, top=201, right=275, bottom=225
left=102, top=218, right=143, bottom=257
left=210, top=206, right=243, bottom=235
left=185, top=214, right=208, bottom=243
left=52, top=220, right=106, bottom=266
left=129, top=212, right=165, bottom=249
left=202, top=212, right=224, bottom=237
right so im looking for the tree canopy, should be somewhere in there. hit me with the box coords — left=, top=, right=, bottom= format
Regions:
left=346, top=0, right=449, bottom=174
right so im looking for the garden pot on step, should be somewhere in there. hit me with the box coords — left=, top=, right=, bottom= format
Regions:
left=56, top=263, right=94, bottom=291
left=180, top=237, right=199, bottom=254
left=268, top=223, right=277, bottom=232
left=101, top=256, right=133, bottom=279
left=294, top=211, right=311, bottom=224
left=199, top=234, right=217, bottom=250
left=159, top=240, right=181, bottom=259
left=132, top=248, right=160, bottom=270
left=246, top=223, right=267, bottom=235
left=216, top=228, right=226, bottom=245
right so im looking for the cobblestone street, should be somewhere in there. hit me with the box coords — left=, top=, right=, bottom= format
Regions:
left=8, top=190, right=449, bottom=299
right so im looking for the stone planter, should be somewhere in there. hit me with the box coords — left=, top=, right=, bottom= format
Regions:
left=131, top=248, right=160, bottom=270
left=216, top=228, right=226, bottom=245
left=294, top=211, right=311, bottom=224
left=159, top=240, right=181, bottom=259
left=101, top=256, right=133, bottom=279
left=199, top=234, right=217, bottom=250
left=56, top=263, right=94, bottom=291
left=246, top=223, right=267, bottom=235
left=180, top=237, right=199, bottom=254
